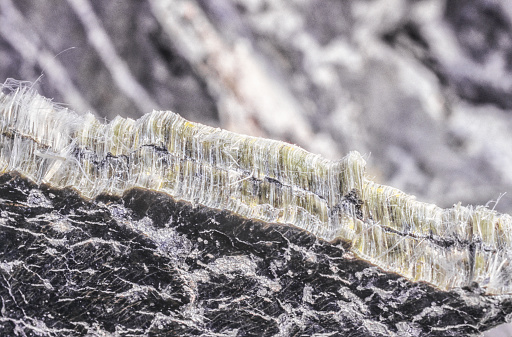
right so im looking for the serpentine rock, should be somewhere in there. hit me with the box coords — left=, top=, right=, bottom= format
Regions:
left=1, top=82, right=512, bottom=336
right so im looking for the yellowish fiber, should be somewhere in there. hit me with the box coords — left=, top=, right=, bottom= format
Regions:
left=1, top=82, right=512, bottom=294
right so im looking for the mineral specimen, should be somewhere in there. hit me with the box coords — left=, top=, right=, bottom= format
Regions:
left=1, top=81, right=512, bottom=336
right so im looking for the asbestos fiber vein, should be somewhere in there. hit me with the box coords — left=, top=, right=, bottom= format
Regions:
left=1, top=81, right=511, bottom=294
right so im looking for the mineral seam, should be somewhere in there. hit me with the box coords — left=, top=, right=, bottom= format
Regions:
left=1, top=81, right=511, bottom=294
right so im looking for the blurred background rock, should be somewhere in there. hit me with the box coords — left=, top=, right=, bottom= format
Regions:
left=1, top=0, right=512, bottom=334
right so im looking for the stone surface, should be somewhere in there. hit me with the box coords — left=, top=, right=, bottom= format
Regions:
left=4, top=84, right=512, bottom=297
left=2, top=0, right=512, bottom=335
left=1, top=173, right=511, bottom=336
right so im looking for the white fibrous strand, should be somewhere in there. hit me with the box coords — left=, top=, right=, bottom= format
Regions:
left=1, top=80, right=511, bottom=295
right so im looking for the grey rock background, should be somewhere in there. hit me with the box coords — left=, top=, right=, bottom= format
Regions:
left=1, top=0, right=512, bottom=335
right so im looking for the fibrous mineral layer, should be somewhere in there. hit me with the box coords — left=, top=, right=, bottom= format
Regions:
left=1, top=81, right=511, bottom=294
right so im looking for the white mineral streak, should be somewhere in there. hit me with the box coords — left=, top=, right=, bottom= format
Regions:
left=1, top=82, right=512, bottom=295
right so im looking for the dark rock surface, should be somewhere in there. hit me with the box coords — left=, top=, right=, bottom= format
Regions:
left=2, top=0, right=512, bottom=335
left=1, top=173, right=511, bottom=336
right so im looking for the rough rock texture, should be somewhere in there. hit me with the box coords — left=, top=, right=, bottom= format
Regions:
left=1, top=0, right=512, bottom=335
left=1, top=173, right=511, bottom=337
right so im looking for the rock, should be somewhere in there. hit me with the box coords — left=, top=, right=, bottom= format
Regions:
left=2, top=0, right=512, bottom=335
left=2, top=83, right=512, bottom=336
left=0, top=173, right=510, bottom=336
